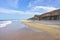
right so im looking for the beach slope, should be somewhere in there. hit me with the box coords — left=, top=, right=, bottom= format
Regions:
left=22, top=20, right=60, bottom=39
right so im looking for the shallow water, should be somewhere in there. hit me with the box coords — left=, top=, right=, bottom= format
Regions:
left=0, top=20, right=56, bottom=40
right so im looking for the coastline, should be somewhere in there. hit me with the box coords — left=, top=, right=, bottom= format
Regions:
left=21, top=20, right=60, bottom=39
left=0, top=20, right=56, bottom=40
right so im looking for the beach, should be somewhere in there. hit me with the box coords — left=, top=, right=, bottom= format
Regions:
left=0, top=20, right=57, bottom=40
left=22, top=20, right=60, bottom=40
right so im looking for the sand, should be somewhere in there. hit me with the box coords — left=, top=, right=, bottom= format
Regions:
left=22, top=20, right=60, bottom=39
left=0, top=20, right=57, bottom=40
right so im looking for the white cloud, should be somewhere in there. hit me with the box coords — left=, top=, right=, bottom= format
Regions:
left=28, top=0, right=44, bottom=8
left=28, top=0, right=58, bottom=13
left=33, top=6, right=58, bottom=12
left=0, top=7, right=41, bottom=15
left=0, top=0, right=58, bottom=15
left=28, top=3, right=58, bottom=13
left=0, top=6, right=58, bottom=15
left=0, top=8, right=23, bottom=14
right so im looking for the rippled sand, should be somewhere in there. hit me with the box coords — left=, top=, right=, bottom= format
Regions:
left=0, top=21, right=57, bottom=40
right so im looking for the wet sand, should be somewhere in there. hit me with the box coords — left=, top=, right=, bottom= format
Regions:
left=22, top=20, right=60, bottom=40
left=0, top=20, right=56, bottom=40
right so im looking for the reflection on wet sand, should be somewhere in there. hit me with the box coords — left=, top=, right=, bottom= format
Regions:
left=0, top=21, right=56, bottom=40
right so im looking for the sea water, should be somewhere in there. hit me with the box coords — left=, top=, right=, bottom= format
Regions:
left=0, top=21, right=12, bottom=28
left=0, top=20, right=27, bottom=29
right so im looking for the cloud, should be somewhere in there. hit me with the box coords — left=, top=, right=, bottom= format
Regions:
left=0, top=7, right=41, bottom=15
left=28, top=0, right=49, bottom=8
left=28, top=0, right=59, bottom=13
left=33, top=6, right=58, bottom=12
left=28, top=3, right=58, bottom=13
left=0, top=0, right=59, bottom=15
left=0, top=6, right=58, bottom=16
left=28, top=0, right=60, bottom=7
left=0, top=7, right=23, bottom=14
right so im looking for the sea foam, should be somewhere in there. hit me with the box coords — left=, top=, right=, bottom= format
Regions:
left=0, top=21, right=12, bottom=28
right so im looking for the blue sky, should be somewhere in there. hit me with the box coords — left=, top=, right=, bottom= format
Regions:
left=0, top=0, right=60, bottom=20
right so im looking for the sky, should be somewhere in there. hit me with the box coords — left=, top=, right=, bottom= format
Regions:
left=0, top=0, right=60, bottom=20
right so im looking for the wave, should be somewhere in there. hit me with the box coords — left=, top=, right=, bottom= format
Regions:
left=0, top=21, right=12, bottom=28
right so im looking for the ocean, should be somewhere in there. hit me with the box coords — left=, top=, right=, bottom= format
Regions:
left=0, top=20, right=26, bottom=28
left=0, top=21, right=12, bottom=28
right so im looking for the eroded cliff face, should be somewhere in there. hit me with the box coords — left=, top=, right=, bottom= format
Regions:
left=28, top=9, right=60, bottom=20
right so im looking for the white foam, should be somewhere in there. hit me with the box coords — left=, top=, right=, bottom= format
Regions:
left=0, top=21, right=12, bottom=28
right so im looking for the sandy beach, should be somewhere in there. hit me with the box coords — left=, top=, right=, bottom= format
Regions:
left=22, top=20, right=60, bottom=40
left=0, top=20, right=57, bottom=40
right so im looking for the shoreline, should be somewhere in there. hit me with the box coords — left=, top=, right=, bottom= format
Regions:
left=0, top=20, right=56, bottom=40
left=21, top=20, right=60, bottom=39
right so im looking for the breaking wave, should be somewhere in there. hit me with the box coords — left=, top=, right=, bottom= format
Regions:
left=0, top=21, right=12, bottom=28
